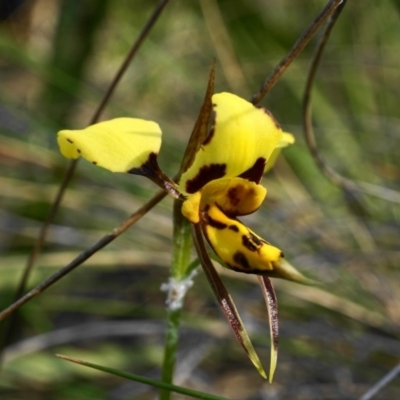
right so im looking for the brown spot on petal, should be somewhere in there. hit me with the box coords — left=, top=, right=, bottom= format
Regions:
left=242, top=235, right=258, bottom=252
left=238, top=157, right=266, bottom=183
left=227, top=187, right=241, bottom=207
left=249, top=232, right=264, bottom=246
left=186, top=163, right=226, bottom=193
left=207, top=215, right=227, bottom=230
left=77, top=149, right=81, bottom=153
left=233, top=251, right=251, bottom=269
left=229, top=224, right=239, bottom=232
left=92, top=161, right=97, bottom=165
left=67, top=138, right=74, bottom=143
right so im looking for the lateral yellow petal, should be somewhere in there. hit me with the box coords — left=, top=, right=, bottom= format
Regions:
left=57, top=118, right=162, bottom=172
left=179, top=92, right=283, bottom=194
left=202, top=205, right=283, bottom=274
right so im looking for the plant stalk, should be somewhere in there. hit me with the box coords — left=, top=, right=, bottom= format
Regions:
left=160, top=200, right=193, bottom=400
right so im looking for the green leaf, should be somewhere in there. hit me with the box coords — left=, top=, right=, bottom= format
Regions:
left=56, top=354, right=228, bottom=400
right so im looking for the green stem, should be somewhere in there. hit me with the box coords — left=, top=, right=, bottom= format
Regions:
left=160, top=200, right=193, bottom=400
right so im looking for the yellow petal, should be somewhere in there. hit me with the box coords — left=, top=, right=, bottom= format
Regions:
left=264, top=132, right=295, bottom=173
left=182, top=177, right=266, bottom=225
left=181, top=191, right=202, bottom=223
left=277, top=132, right=295, bottom=148
left=202, top=205, right=283, bottom=274
left=179, top=92, right=283, bottom=193
left=201, top=177, right=267, bottom=216
left=57, top=118, right=162, bottom=172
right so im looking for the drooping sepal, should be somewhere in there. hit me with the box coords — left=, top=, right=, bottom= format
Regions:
left=258, top=276, right=278, bottom=383
left=192, top=224, right=268, bottom=379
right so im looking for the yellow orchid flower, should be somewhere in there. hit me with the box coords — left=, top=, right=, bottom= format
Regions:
left=57, top=90, right=310, bottom=382
left=179, top=94, right=308, bottom=283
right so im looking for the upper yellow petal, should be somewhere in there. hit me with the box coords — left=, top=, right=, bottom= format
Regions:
left=57, top=118, right=162, bottom=172
left=179, top=92, right=283, bottom=193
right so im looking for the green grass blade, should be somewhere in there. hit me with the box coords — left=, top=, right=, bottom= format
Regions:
left=56, top=354, right=228, bottom=400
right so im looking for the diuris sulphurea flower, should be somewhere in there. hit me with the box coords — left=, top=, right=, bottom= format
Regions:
left=58, top=90, right=313, bottom=382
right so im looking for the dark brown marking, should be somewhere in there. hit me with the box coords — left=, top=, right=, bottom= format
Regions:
left=242, top=235, right=258, bottom=252
left=238, top=157, right=266, bottom=183
left=67, top=138, right=74, bottom=144
left=77, top=149, right=81, bottom=153
left=185, top=163, right=226, bottom=193
left=233, top=251, right=251, bottom=269
left=227, top=187, right=240, bottom=206
left=229, top=224, right=239, bottom=232
left=207, top=215, right=227, bottom=230
left=92, top=161, right=97, bottom=165
left=249, top=232, right=263, bottom=246
left=256, top=106, right=281, bottom=130
left=128, top=152, right=158, bottom=176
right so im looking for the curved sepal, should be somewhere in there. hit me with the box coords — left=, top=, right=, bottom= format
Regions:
left=192, top=224, right=268, bottom=379
left=58, top=118, right=162, bottom=172
left=265, top=258, right=317, bottom=285
left=257, top=276, right=278, bottom=383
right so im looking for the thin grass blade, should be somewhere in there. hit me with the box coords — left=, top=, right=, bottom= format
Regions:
left=56, top=354, right=228, bottom=400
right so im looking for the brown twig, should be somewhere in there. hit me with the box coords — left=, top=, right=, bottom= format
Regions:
left=302, top=0, right=400, bottom=204
left=251, top=0, right=343, bottom=105
left=0, top=190, right=167, bottom=323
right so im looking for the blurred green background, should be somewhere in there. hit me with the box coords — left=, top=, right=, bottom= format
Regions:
left=0, top=0, right=399, bottom=399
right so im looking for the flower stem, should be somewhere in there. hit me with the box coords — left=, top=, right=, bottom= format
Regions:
left=160, top=200, right=193, bottom=400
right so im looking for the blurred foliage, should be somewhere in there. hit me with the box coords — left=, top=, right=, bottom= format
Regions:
left=0, top=0, right=399, bottom=399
